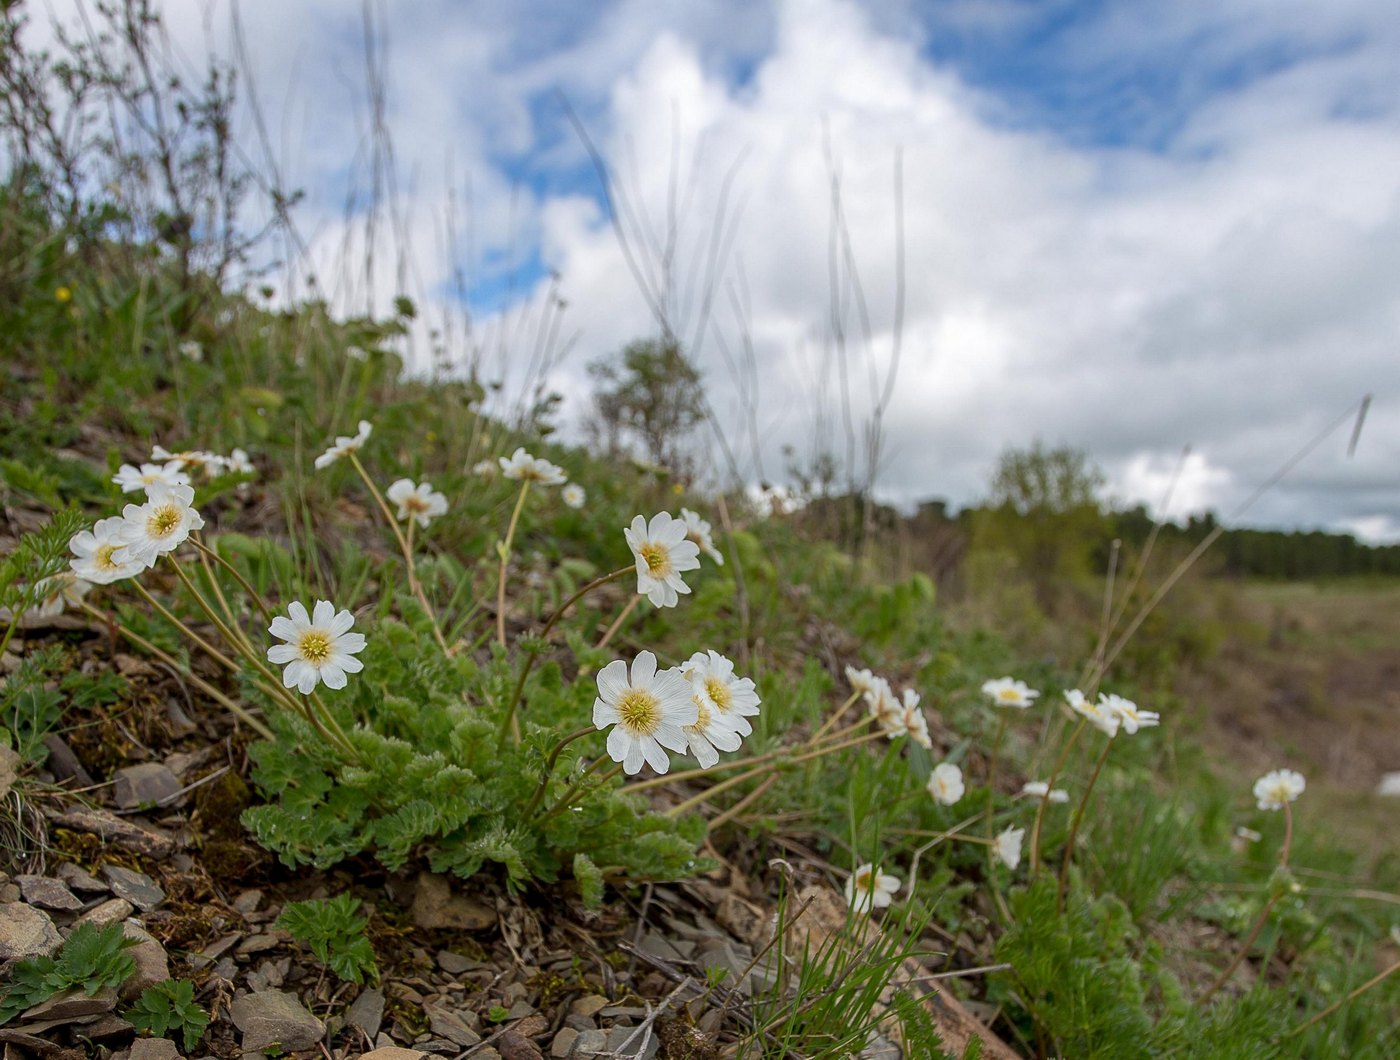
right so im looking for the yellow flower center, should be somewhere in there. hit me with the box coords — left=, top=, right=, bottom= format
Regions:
left=95, top=544, right=123, bottom=571
left=146, top=504, right=182, bottom=538
left=297, top=629, right=333, bottom=664
left=855, top=867, right=874, bottom=893
left=403, top=495, right=429, bottom=513
left=685, top=700, right=713, bottom=736
left=616, top=689, right=662, bottom=735
left=704, top=677, right=732, bottom=713
left=639, top=543, right=672, bottom=577
left=997, top=688, right=1019, bottom=703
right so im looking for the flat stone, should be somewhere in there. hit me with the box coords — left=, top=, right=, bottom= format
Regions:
left=22, top=985, right=117, bottom=1022
left=361, top=1050, right=429, bottom=1060
left=237, top=931, right=285, bottom=955
left=55, top=863, right=109, bottom=894
left=83, top=1014, right=135, bottom=1038
left=230, top=989, right=325, bottom=1053
left=16, top=875, right=83, bottom=911
left=129, top=1038, right=182, bottom=1059
left=410, top=872, right=495, bottom=930
left=0, top=901, right=62, bottom=959
left=419, top=1039, right=460, bottom=1055
left=569, top=995, right=609, bottom=1017
left=45, top=805, right=175, bottom=858
left=498, top=1030, right=544, bottom=1060
left=74, top=898, right=135, bottom=929
left=120, top=921, right=171, bottom=1000
left=232, top=888, right=264, bottom=914
left=435, top=949, right=473, bottom=975
left=571, top=1028, right=609, bottom=1056
left=603, top=1024, right=659, bottom=1060
left=113, top=763, right=183, bottom=810
left=551, top=1027, right=579, bottom=1058
left=100, top=865, right=165, bottom=911
left=346, top=987, right=385, bottom=1039
left=425, top=1001, right=480, bottom=1047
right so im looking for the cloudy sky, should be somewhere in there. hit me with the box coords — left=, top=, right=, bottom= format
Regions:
left=27, top=0, right=1400, bottom=538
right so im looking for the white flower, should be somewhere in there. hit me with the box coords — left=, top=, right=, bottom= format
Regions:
left=225, top=448, right=255, bottom=475
left=845, top=863, right=901, bottom=913
left=592, top=650, right=698, bottom=775
left=624, top=512, right=701, bottom=608
left=995, top=827, right=1025, bottom=870
left=70, top=517, right=144, bottom=584
left=1253, top=769, right=1305, bottom=811
left=1, top=574, right=92, bottom=623
left=679, top=508, right=724, bottom=565
left=386, top=479, right=448, bottom=528
left=681, top=695, right=744, bottom=769
left=150, top=446, right=226, bottom=477
left=499, top=447, right=566, bottom=485
left=1102, top=693, right=1159, bottom=735
left=928, top=763, right=965, bottom=806
left=178, top=340, right=203, bottom=362
left=865, top=677, right=904, bottom=736
left=266, top=600, right=366, bottom=694
left=346, top=345, right=368, bottom=361
left=562, top=483, right=586, bottom=509
left=682, top=650, right=762, bottom=737
left=981, top=677, right=1040, bottom=709
left=471, top=459, right=498, bottom=478
left=314, top=420, right=372, bottom=469
left=1021, top=781, right=1070, bottom=804
left=845, top=666, right=880, bottom=697
left=1065, top=689, right=1121, bottom=738
left=113, top=462, right=190, bottom=494
left=897, top=688, right=932, bottom=748
left=114, top=482, right=204, bottom=567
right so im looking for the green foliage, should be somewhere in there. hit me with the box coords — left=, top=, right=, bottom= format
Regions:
left=275, top=895, right=379, bottom=985
left=587, top=337, right=705, bottom=473
left=125, top=979, right=211, bottom=1052
left=0, top=923, right=137, bottom=1025
left=241, top=619, right=707, bottom=893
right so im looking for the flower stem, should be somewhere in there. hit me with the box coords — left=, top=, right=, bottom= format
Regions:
left=520, top=726, right=596, bottom=819
left=985, top=711, right=1012, bottom=920
left=810, top=690, right=863, bottom=745
left=1283, top=953, right=1400, bottom=1040
left=132, top=580, right=240, bottom=674
left=76, top=600, right=274, bottom=739
left=496, top=480, right=531, bottom=647
left=192, top=537, right=274, bottom=624
left=1200, top=802, right=1296, bottom=1005
left=350, top=452, right=448, bottom=653
left=1058, top=734, right=1116, bottom=910
left=596, top=594, right=639, bottom=649
left=1030, top=717, right=1087, bottom=873
left=706, top=774, right=778, bottom=832
left=496, top=567, right=632, bottom=748
left=540, top=760, right=623, bottom=820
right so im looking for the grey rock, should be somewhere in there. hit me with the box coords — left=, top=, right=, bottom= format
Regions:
left=16, top=874, right=83, bottom=911
left=113, top=763, right=183, bottom=810
left=120, top=921, right=171, bottom=1001
left=860, top=1032, right=902, bottom=1059
left=129, top=1038, right=182, bottom=1059
left=360, top=1050, right=429, bottom=1060
left=45, top=805, right=175, bottom=858
left=603, top=1024, right=659, bottom=1060
left=425, top=1001, right=481, bottom=1047
left=346, top=987, right=385, bottom=1039
left=410, top=872, right=495, bottom=930
left=232, top=888, right=264, bottom=914
left=75, top=897, right=136, bottom=929
left=570, top=1028, right=609, bottom=1056
left=435, top=949, right=474, bottom=975
left=56, top=862, right=109, bottom=894
left=419, top=1039, right=460, bottom=1055
left=22, top=985, right=117, bottom=1022
left=230, top=989, right=325, bottom=1053
left=551, top=1027, right=579, bottom=1058
left=101, top=865, right=165, bottom=911
left=0, top=901, right=62, bottom=959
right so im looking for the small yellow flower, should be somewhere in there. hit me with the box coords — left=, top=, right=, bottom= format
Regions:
left=672, top=483, right=683, bottom=494
left=55, top=286, right=73, bottom=303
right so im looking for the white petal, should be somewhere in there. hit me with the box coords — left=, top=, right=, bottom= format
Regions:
left=311, top=600, right=335, bottom=627
left=287, top=601, right=310, bottom=627
left=267, top=644, right=298, bottom=664
left=640, top=738, right=671, bottom=774
left=336, top=631, right=367, bottom=654
left=268, top=616, right=298, bottom=641
left=606, top=726, right=631, bottom=763
left=630, top=650, right=657, bottom=687
left=596, top=659, right=630, bottom=704
left=329, top=610, right=356, bottom=636
left=332, top=653, right=364, bottom=674
left=297, top=666, right=321, bottom=695
left=320, top=664, right=347, bottom=690
left=688, top=735, right=719, bottom=769
left=594, top=700, right=620, bottom=729
left=653, top=723, right=691, bottom=754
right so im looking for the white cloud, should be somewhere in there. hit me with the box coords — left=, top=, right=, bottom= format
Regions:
left=18, top=0, right=1400, bottom=540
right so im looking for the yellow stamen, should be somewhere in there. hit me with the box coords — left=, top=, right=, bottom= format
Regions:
left=704, top=676, right=732, bottom=713
left=639, top=543, right=671, bottom=577
left=147, top=504, right=182, bottom=538
left=95, top=544, right=123, bottom=571
left=685, top=700, right=713, bottom=736
left=297, top=629, right=332, bottom=664
left=617, top=689, right=662, bottom=735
